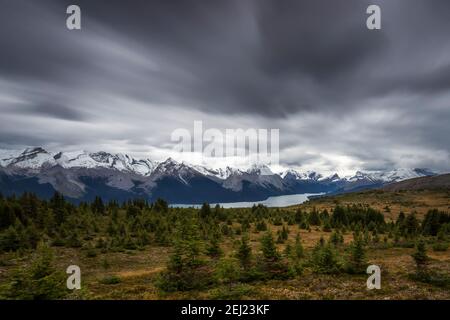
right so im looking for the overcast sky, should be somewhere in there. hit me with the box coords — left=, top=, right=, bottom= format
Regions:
left=0, top=0, right=449, bottom=175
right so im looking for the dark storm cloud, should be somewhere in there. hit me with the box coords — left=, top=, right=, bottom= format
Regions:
left=0, top=0, right=388, bottom=116
left=375, top=64, right=450, bottom=96
left=0, top=0, right=449, bottom=173
left=2, top=101, right=85, bottom=121
left=0, top=0, right=448, bottom=115
left=28, top=103, right=85, bottom=121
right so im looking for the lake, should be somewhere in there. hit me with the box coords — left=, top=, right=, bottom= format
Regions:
left=171, top=193, right=325, bottom=209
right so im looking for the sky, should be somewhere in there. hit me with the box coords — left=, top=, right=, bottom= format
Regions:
left=0, top=0, right=449, bottom=176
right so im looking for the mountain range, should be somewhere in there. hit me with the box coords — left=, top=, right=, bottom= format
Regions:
left=0, top=147, right=439, bottom=204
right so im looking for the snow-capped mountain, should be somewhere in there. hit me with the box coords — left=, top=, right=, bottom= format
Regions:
left=326, top=173, right=342, bottom=183
left=2, top=147, right=56, bottom=170
left=56, top=150, right=157, bottom=176
left=192, top=165, right=241, bottom=180
left=0, top=146, right=439, bottom=204
left=151, top=158, right=206, bottom=185
left=223, top=164, right=284, bottom=193
left=280, top=169, right=324, bottom=181
left=345, top=168, right=435, bottom=183
left=246, top=163, right=274, bottom=176
left=0, top=147, right=157, bottom=176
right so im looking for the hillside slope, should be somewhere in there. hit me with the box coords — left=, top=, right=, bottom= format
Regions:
left=292, top=174, right=450, bottom=220
left=382, top=173, right=450, bottom=191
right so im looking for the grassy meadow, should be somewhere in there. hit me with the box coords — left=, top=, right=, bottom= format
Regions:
left=0, top=189, right=449, bottom=300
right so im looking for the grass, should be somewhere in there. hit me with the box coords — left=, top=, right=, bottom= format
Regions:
left=99, top=275, right=121, bottom=285
left=293, top=189, right=450, bottom=221
left=0, top=189, right=448, bottom=300
left=1, top=227, right=449, bottom=299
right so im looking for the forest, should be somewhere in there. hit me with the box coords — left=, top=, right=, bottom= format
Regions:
left=0, top=192, right=449, bottom=299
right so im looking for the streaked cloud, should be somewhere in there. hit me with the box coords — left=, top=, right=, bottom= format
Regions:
left=0, top=0, right=449, bottom=175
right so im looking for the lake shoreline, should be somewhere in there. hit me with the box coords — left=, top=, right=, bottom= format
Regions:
left=170, top=192, right=325, bottom=209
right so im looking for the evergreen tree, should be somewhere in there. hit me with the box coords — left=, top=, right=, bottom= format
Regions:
left=322, top=219, right=332, bottom=232
left=167, top=241, right=184, bottom=274
left=236, top=235, right=252, bottom=269
left=308, top=209, right=321, bottom=226
left=0, top=203, right=15, bottom=230
left=215, top=257, right=240, bottom=289
left=259, top=231, right=290, bottom=279
left=412, top=239, right=429, bottom=277
left=311, top=238, right=340, bottom=274
left=156, top=220, right=212, bottom=292
left=329, top=230, right=343, bottom=246
left=396, top=211, right=406, bottom=226
left=153, top=198, right=169, bottom=213
left=206, top=236, right=222, bottom=258
left=91, top=196, right=105, bottom=215
left=283, top=242, right=292, bottom=258
left=255, top=220, right=267, bottom=232
left=286, top=233, right=305, bottom=276
left=0, top=224, right=22, bottom=251
left=66, top=231, right=82, bottom=248
left=276, top=225, right=289, bottom=243
left=126, top=205, right=140, bottom=218
left=363, top=230, right=371, bottom=245
left=240, top=219, right=250, bottom=232
left=293, top=233, right=304, bottom=259
left=346, top=236, right=367, bottom=274
left=2, top=243, right=68, bottom=299
left=260, top=231, right=279, bottom=262
left=199, top=203, right=212, bottom=219
left=331, top=205, right=348, bottom=227
left=294, top=209, right=304, bottom=224
left=403, top=213, right=419, bottom=237
left=422, top=209, right=446, bottom=236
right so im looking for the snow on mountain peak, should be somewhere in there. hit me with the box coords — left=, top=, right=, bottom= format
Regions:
left=328, top=173, right=341, bottom=182
left=9, top=147, right=55, bottom=169
left=280, top=169, right=323, bottom=181
left=346, top=168, right=435, bottom=183
left=0, top=147, right=437, bottom=183
left=0, top=147, right=157, bottom=176
left=154, top=157, right=189, bottom=175
left=376, top=168, right=435, bottom=182
left=246, top=163, right=274, bottom=176
left=0, top=149, right=24, bottom=167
